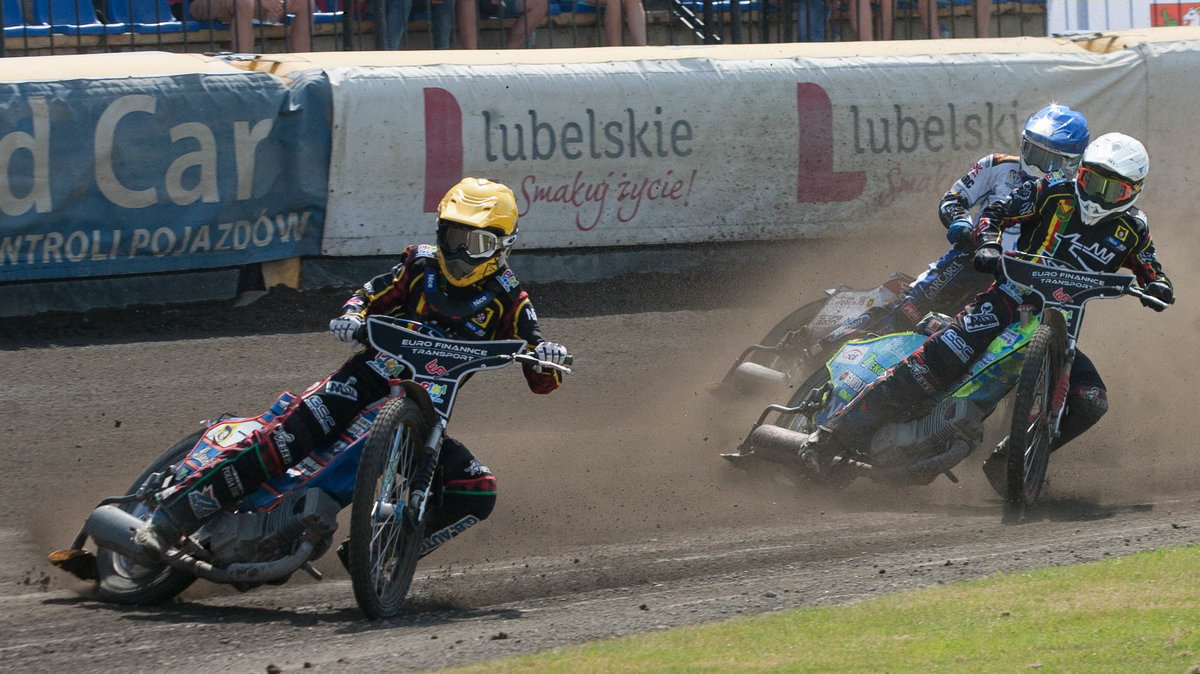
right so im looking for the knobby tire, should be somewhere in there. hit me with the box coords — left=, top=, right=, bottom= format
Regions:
left=348, top=397, right=430, bottom=619
left=1005, top=320, right=1064, bottom=520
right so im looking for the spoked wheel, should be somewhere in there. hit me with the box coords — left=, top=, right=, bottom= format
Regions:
left=1004, top=320, right=1065, bottom=521
left=95, top=430, right=202, bottom=604
left=348, top=397, right=431, bottom=619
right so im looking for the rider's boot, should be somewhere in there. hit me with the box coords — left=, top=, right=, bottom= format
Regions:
left=800, top=361, right=934, bottom=475
left=135, top=425, right=292, bottom=560
left=982, top=436, right=1008, bottom=497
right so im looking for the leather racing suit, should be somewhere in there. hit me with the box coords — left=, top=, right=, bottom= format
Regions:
left=823, top=175, right=1172, bottom=454
left=152, top=244, right=562, bottom=555
left=892, top=153, right=1032, bottom=327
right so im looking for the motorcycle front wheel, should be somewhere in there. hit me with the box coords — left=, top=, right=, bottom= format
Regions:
left=96, top=430, right=202, bottom=605
left=1004, top=320, right=1065, bottom=520
left=348, top=397, right=431, bottom=619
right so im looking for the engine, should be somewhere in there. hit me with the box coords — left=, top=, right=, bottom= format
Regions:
left=201, top=488, right=341, bottom=567
left=867, top=397, right=985, bottom=470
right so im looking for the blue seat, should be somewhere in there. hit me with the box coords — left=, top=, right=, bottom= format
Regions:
left=34, top=0, right=128, bottom=34
left=105, top=0, right=198, bottom=32
left=5, top=0, right=53, bottom=35
left=313, top=0, right=342, bottom=23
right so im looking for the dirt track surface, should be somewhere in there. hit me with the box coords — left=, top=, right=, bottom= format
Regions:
left=2, top=235, right=1199, bottom=673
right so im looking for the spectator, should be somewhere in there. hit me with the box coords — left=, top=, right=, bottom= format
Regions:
left=378, top=0, right=456, bottom=49
left=845, top=0, right=891, bottom=41
left=796, top=0, right=830, bottom=42
left=458, top=0, right=548, bottom=48
left=178, top=0, right=313, bottom=52
left=974, top=0, right=991, bottom=37
left=596, top=0, right=647, bottom=46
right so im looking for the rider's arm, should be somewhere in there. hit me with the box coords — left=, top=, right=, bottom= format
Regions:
left=1123, top=210, right=1173, bottom=289
left=974, top=177, right=1042, bottom=249
left=509, top=294, right=563, bottom=394
left=938, top=154, right=1018, bottom=228
left=339, top=247, right=419, bottom=318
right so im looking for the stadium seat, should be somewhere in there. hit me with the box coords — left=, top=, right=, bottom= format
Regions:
left=34, top=0, right=129, bottom=34
left=4, top=0, right=53, bottom=35
left=105, top=0, right=198, bottom=32
left=313, top=0, right=342, bottom=24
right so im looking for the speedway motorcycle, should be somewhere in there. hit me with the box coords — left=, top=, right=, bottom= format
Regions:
left=49, top=316, right=572, bottom=618
left=718, top=249, right=991, bottom=397
left=724, top=252, right=1166, bottom=520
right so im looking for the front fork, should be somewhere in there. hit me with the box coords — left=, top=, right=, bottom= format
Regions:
left=378, top=378, right=444, bottom=528
left=1019, top=306, right=1073, bottom=442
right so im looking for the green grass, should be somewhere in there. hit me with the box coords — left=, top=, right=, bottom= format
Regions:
left=443, top=545, right=1200, bottom=673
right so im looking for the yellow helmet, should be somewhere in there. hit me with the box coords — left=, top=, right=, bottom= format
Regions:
left=435, top=177, right=519, bottom=287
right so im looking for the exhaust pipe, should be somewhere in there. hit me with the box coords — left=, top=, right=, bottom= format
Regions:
left=85, top=505, right=161, bottom=567
left=745, top=424, right=811, bottom=464
left=85, top=504, right=320, bottom=584
left=731, top=362, right=788, bottom=391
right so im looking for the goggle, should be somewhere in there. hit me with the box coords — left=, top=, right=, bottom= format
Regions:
left=437, top=220, right=511, bottom=259
left=1077, top=165, right=1142, bottom=208
left=1021, top=137, right=1081, bottom=176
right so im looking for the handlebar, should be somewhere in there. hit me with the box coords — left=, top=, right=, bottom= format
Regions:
left=350, top=318, right=574, bottom=375
left=514, top=352, right=574, bottom=375
left=999, top=249, right=1168, bottom=310
left=1126, top=284, right=1170, bottom=310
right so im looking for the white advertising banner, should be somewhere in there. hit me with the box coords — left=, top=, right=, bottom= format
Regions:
left=1048, top=1, right=1200, bottom=34
left=324, top=49, right=1145, bottom=255
left=1136, top=39, right=1200, bottom=225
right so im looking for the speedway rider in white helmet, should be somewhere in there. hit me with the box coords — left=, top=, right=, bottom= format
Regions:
left=795, top=133, right=1173, bottom=490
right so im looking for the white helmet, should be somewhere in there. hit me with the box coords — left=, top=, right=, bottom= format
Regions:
left=1074, top=132, right=1148, bottom=225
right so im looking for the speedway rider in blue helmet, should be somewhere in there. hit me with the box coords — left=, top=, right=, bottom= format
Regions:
left=795, top=132, right=1173, bottom=490
left=885, top=104, right=1092, bottom=328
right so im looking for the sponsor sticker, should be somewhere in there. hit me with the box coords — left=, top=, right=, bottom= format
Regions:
left=940, top=330, right=975, bottom=363
left=836, top=347, right=865, bottom=364
left=838, top=370, right=867, bottom=393
left=305, top=397, right=336, bottom=434
left=273, top=428, right=296, bottom=465
left=221, top=465, right=244, bottom=499
left=962, top=303, right=1000, bottom=333
left=325, top=376, right=359, bottom=401
left=188, top=486, right=222, bottom=519
left=496, top=268, right=519, bottom=291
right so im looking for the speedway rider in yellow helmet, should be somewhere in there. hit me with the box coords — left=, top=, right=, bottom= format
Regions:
left=136, top=177, right=570, bottom=562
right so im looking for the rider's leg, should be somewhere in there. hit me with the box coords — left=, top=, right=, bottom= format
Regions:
left=982, top=347, right=1107, bottom=492
left=896, top=247, right=987, bottom=329
left=138, top=353, right=389, bottom=553
left=811, top=286, right=1021, bottom=457
left=1052, top=351, right=1108, bottom=451
left=418, top=437, right=498, bottom=558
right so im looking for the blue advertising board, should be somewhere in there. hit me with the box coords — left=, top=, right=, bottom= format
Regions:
left=0, top=69, right=330, bottom=282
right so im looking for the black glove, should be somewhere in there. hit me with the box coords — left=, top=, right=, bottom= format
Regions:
left=972, top=243, right=1003, bottom=275
left=1141, top=280, right=1174, bottom=312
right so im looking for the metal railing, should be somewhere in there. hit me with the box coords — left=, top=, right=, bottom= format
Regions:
left=0, top=0, right=1065, bottom=59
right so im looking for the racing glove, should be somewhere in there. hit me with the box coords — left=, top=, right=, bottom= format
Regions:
left=532, top=342, right=570, bottom=372
left=946, top=218, right=974, bottom=251
left=329, top=314, right=365, bottom=343
left=1140, top=280, right=1175, bottom=312
left=972, top=242, right=1003, bottom=275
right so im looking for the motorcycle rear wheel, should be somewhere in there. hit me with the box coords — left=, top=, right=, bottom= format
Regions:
left=348, top=397, right=430, bottom=619
left=1004, top=320, right=1064, bottom=520
left=96, top=430, right=202, bottom=604
left=723, top=299, right=825, bottom=389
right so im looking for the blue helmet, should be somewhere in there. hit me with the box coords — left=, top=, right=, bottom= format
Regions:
left=1020, top=104, right=1090, bottom=179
